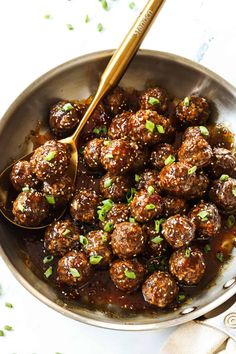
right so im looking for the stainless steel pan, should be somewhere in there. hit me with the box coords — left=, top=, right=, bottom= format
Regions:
left=1, top=50, right=236, bottom=333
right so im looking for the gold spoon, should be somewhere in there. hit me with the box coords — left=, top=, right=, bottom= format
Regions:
left=0, top=0, right=165, bottom=229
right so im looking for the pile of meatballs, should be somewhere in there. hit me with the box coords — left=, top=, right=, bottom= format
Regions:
left=10, top=86, right=236, bottom=309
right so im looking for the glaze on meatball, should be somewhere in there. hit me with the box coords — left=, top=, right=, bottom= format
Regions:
left=99, top=173, right=131, bottom=201
left=169, top=247, right=206, bottom=285
left=143, top=222, right=169, bottom=257
left=10, top=160, right=39, bottom=192
left=108, top=112, right=132, bottom=140
left=209, top=177, right=236, bottom=213
left=12, top=190, right=49, bottom=226
left=105, top=87, right=129, bottom=116
left=111, top=222, right=145, bottom=259
left=57, top=250, right=91, bottom=286
left=110, top=259, right=145, bottom=292
left=176, top=96, right=210, bottom=126
left=136, top=169, right=161, bottom=192
left=209, top=148, right=236, bottom=178
left=99, top=203, right=130, bottom=231
left=178, top=136, right=213, bottom=168
left=130, top=189, right=163, bottom=223
left=151, top=143, right=175, bottom=170
left=139, top=87, right=169, bottom=114
left=162, top=196, right=187, bottom=218
left=162, top=215, right=196, bottom=249
left=44, top=220, right=80, bottom=256
left=159, top=162, right=209, bottom=199
left=130, top=142, right=150, bottom=171
left=142, top=271, right=179, bottom=308
left=30, top=140, right=71, bottom=182
left=83, top=230, right=112, bottom=267
left=182, top=126, right=210, bottom=141
left=43, top=175, right=74, bottom=207
left=70, top=188, right=100, bottom=223
left=189, top=202, right=221, bottom=238
left=83, top=138, right=104, bottom=169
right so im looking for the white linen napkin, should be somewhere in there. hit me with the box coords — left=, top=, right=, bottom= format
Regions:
left=160, top=321, right=236, bottom=354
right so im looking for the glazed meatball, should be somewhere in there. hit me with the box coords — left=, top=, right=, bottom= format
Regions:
left=208, top=124, right=234, bottom=150
left=70, top=188, right=100, bottom=223
left=43, top=175, right=74, bottom=207
left=142, top=271, right=179, bottom=308
left=159, top=162, right=209, bottom=199
left=83, top=138, right=104, bottom=169
left=10, top=160, right=39, bottom=192
left=49, top=100, right=84, bottom=137
left=162, top=196, right=187, bottom=218
left=108, top=112, right=132, bottom=140
left=209, top=177, right=236, bottom=213
left=110, top=259, right=145, bottom=292
left=178, top=136, right=212, bottom=168
left=130, top=142, right=150, bottom=171
left=151, top=143, right=175, bottom=170
left=136, top=169, right=161, bottom=192
left=12, top=190, right=49, bottom=226
left=99, top=203, right=130, bottom=231
left=162, top=215, right=196, bottom=249
left=169, top=247, right=206, bottom=285
left=209, top=148, right=236, bottom=178
left=111, top=222, right=145, bottom=259
left=105, top=87, right=129, bottom=115
left=183, top=126, right=210, bottom=141
left=57, top=250, right=91, bottom=286
left=139, top=87, right=168, bottom=114
left=175, top=96, right=210, bottom=126
left=128, top=110, right=174, bottom=146
left=130, top=189, right=163, bottom=223
left=99, top=173, right=131, bottom=201
left=44, top=220, right=80, bottom=256
left=189, top=202, right=221, bottom=238
left=30, top=140, right=71, bottom=182
left=143, top=222, right=169, bottom=256
left=100, top=139, right=134, bottom=174
left=83, top=230, right=112, bottom=267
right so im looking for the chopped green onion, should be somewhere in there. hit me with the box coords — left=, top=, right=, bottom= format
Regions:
left=220, top=174, right=229, bottom=181
left=69, top=268, right=80, bottom=278
left=185, top=248, right=191, bottom=258
left=178, top=294, right=186, bottom=302
left=154, top=218, right=166, bottom=233
left=101, top=126, right=107, bottom=134
left=183, top=97, right=190, bottom=107
left=43, top=255, right=54, bottom=264
left=104, top=178, right=113, bottom=188
left=145, top=203, right=156, bottom=210
left=198, top=210, right=208, bottom=221
left=232, top=188, right=236, bottom=197
left=151, top=236, right=163, bottom=244
left=105, top=153, right=113, bottom=159
left=97, top=23, right=103, bottom=32
left=124, top=270, right=136, bottom=279
left=85, top=14, right=90, bottom=23
left=129, top=2, right=136, bottom=9
left=45, top=195, right=56, bottom=205
left=62, top=103, right=73, bottom=112
left=204, top=244, right=211, bottom=253
left=126, top=188, right=137, bottom=203
left=18, top=203, right=25, bottom=213
left=129, top=217, right=135, bottom=223
left=79, top=146, right=85, bottom=155
left=80, top=235, right=88, bottom=246
left=104, top=221, right=114, bottom=232
left=216, top=252, right=224, bottom=263
left=164, top=155, right=175, bottom=166
left=97, top=199, right=113, bottom=221
left=104, top=140, right=111, bottom=146
left=148, top=97, right=160, bottom=105
left=93, top=127, right=100, bottom=134
left=101, top=234, right=107, bottom=242
left=147, top=185, right=154, bottom=195
left=44, top=14, right=53, bottom=20
left=62, top=229, right=71, bottom=236
left=0, top=330, right=4, bottom=336
left=89, top=255, right=103, bottom=265
left=22, top=186, right=30, bottom=192
left=226, top=215, right=235, bottom=228
left=101, top=0, right=108, bottom=10
left=188, top=166, right=197, bottom=175
left=4, top=325, right=13, bottom=331
left=66, top=24, right=74, bottom=31
left=156, top=124, right=165, bottom=134
left=5, top=302, right=13, bottom=309
left=44, top=266, right=53, bottom=278
left=45, top=151, right=56, bottom=161
left=135, top=174, right=140, bottom=182
left=145, top=120, right=155, bottom=133
left=199, top=126, right=209, bottom=136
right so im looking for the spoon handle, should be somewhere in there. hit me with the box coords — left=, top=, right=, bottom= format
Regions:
left=71, top=0, right=165, bottom=143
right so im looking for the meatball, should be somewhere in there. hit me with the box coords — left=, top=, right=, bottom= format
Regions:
left=12, top=190, right=49, bottom=226
left=100, top=139, right=134, bottom=174
left=209, top=177, right=236, bottom=213
left=169, top=247, right=206, bottom=285
left=162, top=215, right=196, bottom=249
left=142, top=271, right=179, bottom=308
left=130, top=189, right=163, bottom=223
left=209, top=148, right=236, bottom=178
left=178, top=136, right=212, bottom=168
left=30, top=140, right=71, bottom=182
left=162, top=196, right=187, bottom=218
left=111, top=222, right=145, bottom=259
left=10, top=160, right=39, bottom=192
left=49, top=100, right=84, bottom=137
left=143, top=222, right=169, bottom=256
left=128, top=110, right=174, bottom=146
left=105, top=87, right=129, bottom=116
left=44, top=220, right=80, bottom=256
left=43, top=175, right=74, bottom=207
left=70, top=188, right=100, bottom=223
left=159, top=162, right=209, bottom=199
left=110, top=259, right=145, bottom=292
left=99, top=173, right=131, bottom=201
left=182, top=126, right=210, bottom=141
left=175, top=96, right=210, bottom=126
left=139, top=87, right=169, bottom=114
left=130, top=142, right=150, bottom=171
left=83, top=230, right=112, bottom=267
left=136, top=169, right=161, bottom=192
left=99, top=203, right=130, bottom=231
left=151, top=143, right=176, bottom=170
left=83, top=138, right=104, bottom=169
left=108, top=112, right=132, bottom=140
left=57, top=250, right=91, bottom=286
left=189, top=202, right=221, bottom=238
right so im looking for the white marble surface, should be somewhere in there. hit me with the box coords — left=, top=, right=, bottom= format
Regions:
left=1, top=0, right=236, bottom=353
